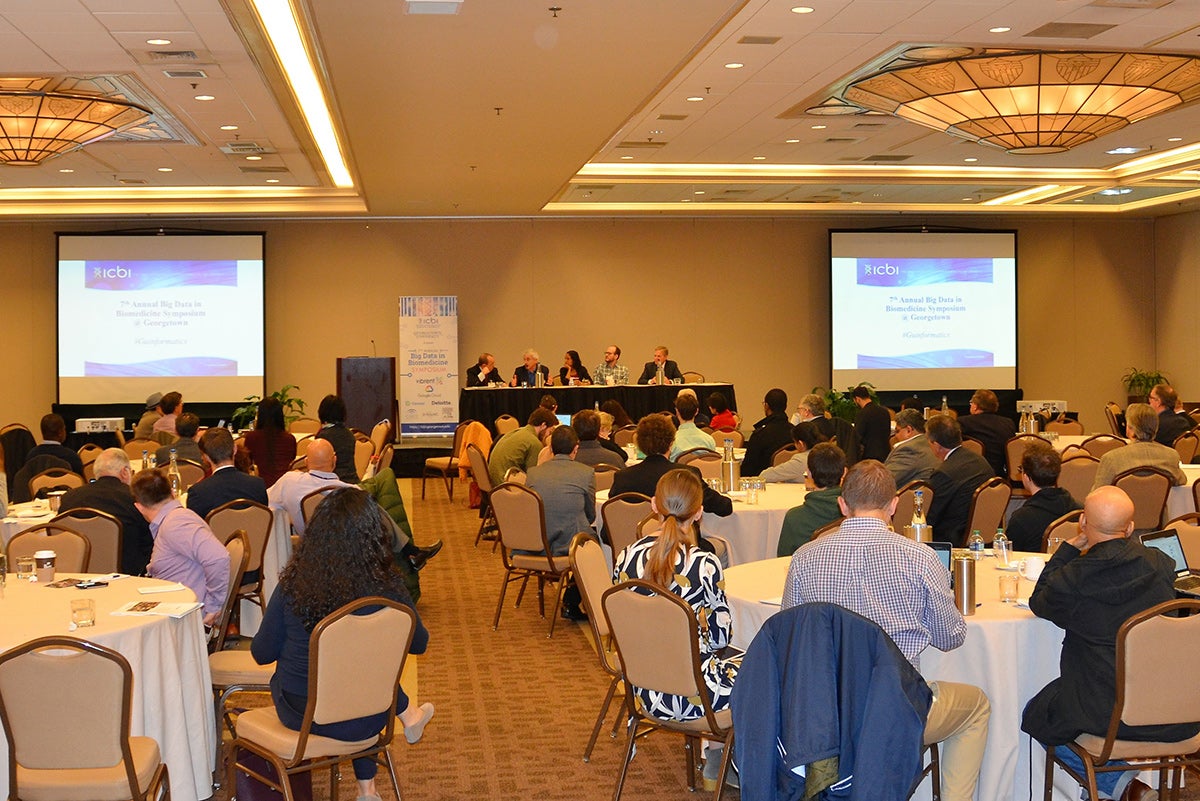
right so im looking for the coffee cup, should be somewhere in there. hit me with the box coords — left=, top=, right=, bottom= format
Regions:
left=48, top=490, right=66, bottom=512
left=34, top=549, right=56, bottom=583
left=1019, top=556, right=1045, bottom=582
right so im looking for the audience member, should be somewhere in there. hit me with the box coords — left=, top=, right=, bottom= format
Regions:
left=268, top=439, right=356, bottom=536
left=1149, top=383, right=1193, bottom=446
left=957, top=389, right=1016, bottom=478
left=313, top=394, right=358, bottom=484
left=525, top=426, right=596, bottom=556
left=592, top=345, right=628, bottom=386
left=707, top=392, right=737, bottom=432
left=600, top=399, right=634, bottom=430
left=636, top=345, right=683, bottom=385
left=241, top=397, right=297, bottom=488
left=884, top=408, right=941, bottom=487
left=186, top=427, right=269, bottom=522
left=539, top=394, right=558, bottom=414
left=251, top=487, right=433, bottom=801
left=152, top=391, right=183, bottom=435
left=572, top=410, right=624, bottom=469
left=776, top=443, right=846, bottom=556
left=58, top=448, right=154, bottom=575
left=134, top=392, right=165, bottom=440
left=1005, top=443, right=1082, bottom=552
left=594, top=411, right=628, bottom=464
left=559, top=350, right=591, bottom=385
left=925, top=414, right=995, bottom=546
left=132, top=469, right=229, bottom=625
left=1092, top=402, right=1186, bottom=490
left=1022, top=486, right=1193, bottom=801
left=154, top=411, right=203, bottom=467
left=510, top=349, right=550, bottom=387
left=851, top=385, right=891, bottom=461
left=0, top=447, right=7, bottom=512
left=669, top=392, right=716, bottom=460
left=26, top=413, right=84, bottom=475
left=793, top=393, right=860, bottom=465
left=465, top=352, right=501, bottom=387
left=783, top=460, right=990, bottom=801
left=488, top=407, right=557, bottom=486
left=760, top=421, right=825, bottom=485
left=741, top=388, right=792, bottom=476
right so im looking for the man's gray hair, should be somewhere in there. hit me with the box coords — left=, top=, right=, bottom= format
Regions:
left=523, top=348, right=539, bottom=360
left=1125, top=403, right=1159, bottom=442
left=800, top=393, right=826, bottom=416
left=93, top=448, right=131, bottom=478
left=895, top=408, right=924, bottom=432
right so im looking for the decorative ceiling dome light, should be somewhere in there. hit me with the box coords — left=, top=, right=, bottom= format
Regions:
left=0, top=81, right=152, bottom=165
left=843, top=49, right=1200, bottom=154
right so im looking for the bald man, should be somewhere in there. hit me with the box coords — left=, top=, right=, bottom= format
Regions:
left=1022, top=486, right=1195, bottom=801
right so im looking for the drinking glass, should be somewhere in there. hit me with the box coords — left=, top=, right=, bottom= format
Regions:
left=71, top=598, right=96, bottom=627
left=15, top=557, right=34, bottom=581
left=998, top=574, right=1019, bottom=604
left=1047, top=536, right=1064, bottom=556
left=994, top=538, right=1012, bottom=567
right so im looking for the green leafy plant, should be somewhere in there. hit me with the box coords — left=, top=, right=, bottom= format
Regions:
left=814, top=383, right=877, bottom=422
left=231, top=384, right=307, bottom=430
left=1120, top=368, right=1168, bottom=402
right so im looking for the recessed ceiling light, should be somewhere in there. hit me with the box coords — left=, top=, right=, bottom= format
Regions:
left=194, top=94, right=215, bottom=101
left=752, top=156, right=766, bottom=160
left=724, top=62, right=744, bottom=69
left=989, top=26, right=1011, bottom=33
left=146, top=38, right=171, bottom=45
left=964, top=157, right=978, bottom=162
left=266, top=178, right=280, bottom=183
left=245, top=155, right=263, bottom=161
left=220, top=124, right=239, bottom=131
left=811, top=124, right=826, bottom=130
left=694, top=190, right=705, bottom=195
left=686, top=96, right=704, bottom=102
left=681, top=198, right=692, bottom=202
left=1168, top=137, right=1184, bottom=142
left=1105, top=146, right=1145, bottom=155
left=1099, top=187, right=1133, bottom=195
left=58, top=168, right=73, bottom=173
left=790, top=6, right=814, bottom=13
left=620, top=155, right=634, bottom=160
left=785, top=139, right=800, bottom=143
left=961, top=197, right=973, bottom=201
left=157, top=167, right=173, bottom=172
left=649, top=129, right=664, bottom=135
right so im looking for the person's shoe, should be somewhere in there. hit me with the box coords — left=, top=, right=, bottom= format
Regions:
left=560, top=604, right=588, bottom=621
left=702, top=746, right=723, bottom=782
left=408, top=540, right=444, bottom=571
left=1119, top=779, right=1158, bottom=801
left=404, top=702, right=435, bottom=744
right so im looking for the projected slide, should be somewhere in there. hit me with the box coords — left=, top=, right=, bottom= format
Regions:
left=830, top=232, right=1016, bottom=391
left=58, top=234, right=264, bottom=405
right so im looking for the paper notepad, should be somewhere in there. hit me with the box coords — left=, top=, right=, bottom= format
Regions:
left=113, top=600, right=201, bottom=618
left=137, top=583, right=188, bottom=595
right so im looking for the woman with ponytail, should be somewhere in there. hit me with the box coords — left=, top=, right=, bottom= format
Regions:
left=612, top=468, right=740, bottom=723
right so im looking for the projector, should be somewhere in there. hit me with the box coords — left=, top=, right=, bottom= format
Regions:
left=1017, top=400, right=1068, bottom=415
left=75, top=418, right=124, bottom=433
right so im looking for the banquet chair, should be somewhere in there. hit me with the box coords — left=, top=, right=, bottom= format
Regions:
left=122, top=438, right=158, bottom=462
left=1042, top=511, right=1082, bottom=553
left=78, top=443, right=103, bottom=481
left=176, top=460, right=205, bottom=489
left=593, top=463, right=620, bottom=493
left=300, top=488, right=336, bottom=526
left=465, top=444, right=500, bottom=547
left=210, top=530, right=249, bottom=655
left=489, top=482, right=570, bottom=638
left=1005, top=434, right=1047, bottom=492
left=601, top=492, right=654, bottom=561
left=676, top=447, right=719, bottom=465
left=229, top=598, right=417, bottom=801
left=207, top=500, right=274, bottom=615
left=811, top=519, right=844, bottom=540
left=965, top=477, right=1012, bottom=544
left=693, top=454, right=724, bottom=482
left=1059, top=454, right=1101, bottom=506
left=771, top=444, right=797, bottom=467
left=1104, top=402, right=1124, bottom=436
left=1043, top=599, right=1200, bottom=801
left=1082, top=434, right=1127, bottom=459
left=960, top=437, right=985, bottom=458
left=568, top=533, right=627, bottom=762
left=27, top=467, right=84, bottom=499
left=353, top=433, right=375, bottom=480
left=893, top=480, right=934, bottom=530
left=710, top=429, right=743, bottom=448
left=368, top=419, right=392, bottom=455
left=601, top=580, right=735, bottom=801
left=681, top=371, right=705, bottom=384
left=287, top=417, right=321, bottom=436
left=50, top=507, right=122, bottom=575
left=0, top=636, right=170, bottom=801
left=1045, top=417, right=1085, bottom=436
left=494, top=414, right=519, bottom=436
left=294, top=434, right=315, bottom=457
left=1060, top=444, right=1089, bottom=460
left=1174, top=430, right=1200, bottom=465
left=1165, top=514, right=1200, bottom=568
left=1113, top=467, right=1174, bottom=532
left=375, top=442, right=394, bottom=476
left=613, top=425, right=638, bottom=448
left=6, top=523, right=91, bottom=572
left=422, top=419, right=471, bottom=500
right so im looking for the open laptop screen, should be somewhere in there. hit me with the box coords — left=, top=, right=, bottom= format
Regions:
left=1141, top=530, right=1188, bottom=572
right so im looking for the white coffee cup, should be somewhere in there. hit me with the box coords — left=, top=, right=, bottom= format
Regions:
left=1019, top=556, right=1045, bottom=582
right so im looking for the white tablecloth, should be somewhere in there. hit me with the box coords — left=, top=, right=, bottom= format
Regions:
left=0, top=574, right=217, bottom=801
left=724, top=553, right=1084, bottom=801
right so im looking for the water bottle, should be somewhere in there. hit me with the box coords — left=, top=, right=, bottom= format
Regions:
left=720, top=438, right=737, bottom=493
left=594, top=401, right=600, bottom=411
left=656, top=362, right=665, bottom=386
left=993, top=527, right=1011, bottom=567
left=141, top=449, right=149, bottom=471
left=912, top=490, right=926, bottom=527
left=968, top=529, right=985, bottom=560
left=941, top=395, right=949, bottom=414
left=167, top=448, right=183, bottom=497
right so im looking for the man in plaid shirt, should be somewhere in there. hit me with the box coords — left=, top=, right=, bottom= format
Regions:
left=783, top=460, right=991, bottom=801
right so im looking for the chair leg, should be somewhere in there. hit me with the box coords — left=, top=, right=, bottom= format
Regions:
left=492, top=570, right=513, bottom=631
left=546, top=574, right=568, bottom=639
left=515, top=574, right=530, bottom=608
left=684, top=736, right=697, bottom=792
left=584, top=676, right=621, bottom=762
left=1043, top=745, right=1056, bottom=801
left=328, top=763, right=338, bottom=801
left=928, top=742, right=941, bottom=801
left=713, top=730, right=734, bottom=801
left=420, top=473, right=428, bottom=499
left=611, top=713, right=639, bottom=801
left=381, top=748, right=404, bottom=801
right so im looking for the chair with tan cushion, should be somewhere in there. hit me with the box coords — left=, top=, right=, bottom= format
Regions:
left=593, top=463, right=620, bottom=493
left=771, top=444, right=797, bottom=467
left=300, top=487, right=336, bottom=527
left=710, top=428, right=744, bottom=448
left=1005, top=434, right=1048, bottom=491
left=693, top=455, right=725, bottom=482
left=422, top=420, right=471, bottom=500
left=601, top=580, right=736, bottom=801
left=1174, top=430, right=1200, bottom=465
left=1082, top=434, right=1126, bottom=459
left=6, top=523, right=91, bottom=572
left=965, top=477, right=1012, bottom=544
left=1104, top=402, right=1124, bottom=437
left=50, top=508, right=122, bottom=575
left=681, top=371, right=705, bottom=384
left=613, top=426, right=638, bottom=449
left=812, top=518, right=844, bottom=540
left=1043, top=598, right=1200, bottom=801
left=122, top=439, right=158, bottom=463
left=0, top=636, right=169, bottom=801
left=1113, top=467, right=1174, bottom=531
left=1045, top=417, right=1085, bottom=436
left=1041, top=510, right=1082, bottom=553
left=494, top=414, right=520, bottom=436
left=287, top=417, right=321, bottom=436
left=893, top=481, right=934, bottom=531
left=210, top=530, right=249, bottom=655
left=676, top=447, right=719, bottom=466
left=1059, top=454, right=1101, bottom=506
left=569, top=533, right=626, bottom=762
left=352, top=433, right=375, bottom=481
left=27, top=468, right=84, bottom=499
left=207, top=500, right=274, bottom=615
left=368, top=419, right=392, bottom=456
left=78, top=443, right=104, bottom=481
left=960, top=437, right=985, bottom=458
left=1165, top=513, right=1200, bottom=568
left=489, top=482, right=571, bottom=638
left=466, top=444, right=501, bottom=547
left=601, top=492, right=654, bottom=563
left=294, top=434, right=315, bottom=458
left=229, top=598, right=417, bottom=801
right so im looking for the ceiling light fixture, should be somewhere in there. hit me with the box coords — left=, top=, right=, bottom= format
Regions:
left=245, top=155, right=263, bottom=161
left=724, top=63, right=744, bottom=69
left=146, top=38, right=172, bottom=46
left=785, top=138, right=800, bottom=143
left=220, top=124, right=239, bottom=131
left=157, top=167, right=172, bottom=172
left=1168, top=136, right=1183, bottom=142
left=686, top=96, right=704, bottom=102
left=620, top=155, right=634, bottom=159
left=1099, top=187, right=1133, bottom=195
left=1105, top=146, right=1145, bottom=155
left=752, top=156, right=766, bottom=160
left=843, top=49, right=1200, bottom=154
left=790, top=6, right=814, bottom=13
left=811, top=124, right=826, bottom=129
left=194, top=94, right=215, bottom=101
left=964, top=157, right=978, bottom=162
left=0, top=80, right=152, bottom=165
left=989, top=27, right=1011, bottom=33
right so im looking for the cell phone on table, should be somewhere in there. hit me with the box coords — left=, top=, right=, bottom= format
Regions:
left=77, top=580, right=108, bottom=589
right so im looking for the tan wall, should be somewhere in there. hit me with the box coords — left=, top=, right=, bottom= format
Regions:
left=0, top=215, right=1160, bottom=435
left=1154, top=210, right=1200, bottom=397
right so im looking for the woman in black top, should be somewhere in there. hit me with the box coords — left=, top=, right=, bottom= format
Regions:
left=559, top=350, right=591, bottom=385
left=314, top=394, right=359, bottom=483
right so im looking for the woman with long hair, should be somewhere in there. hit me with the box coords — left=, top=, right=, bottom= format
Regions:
left=241, top=397, right=297, bottom=487
left=600, top=399, right=634, bottom=430
left=559, top=350, right=591, bottom=385
left=315, top=393, right=359, bottom=484
left=252, top=488, right=433, bottom=801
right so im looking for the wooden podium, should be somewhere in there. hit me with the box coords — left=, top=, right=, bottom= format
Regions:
left=336, top=357, right=397, bottom=436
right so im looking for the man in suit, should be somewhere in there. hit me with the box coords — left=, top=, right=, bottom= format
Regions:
left=186, top=427, right=269, bottom=522
left=741, top=388, right=793, bottom=477
left=884, top=408, right=941, bottom=487
left=525, top=426, right=595, bottom=556
left=465, top=352, right=502, bottom=387
left=26, top=413, right=83, bottom=475
left=925, top=414, right=995, bottom=546
left=851, top=385, right=891, bottom=461
left=957, top=389, right=1016, bottom=478
left=1148, top=383, right=1193, bottom=447
left=1092, top=402, right=1187, bottom=492
left=509, top=349, right=550, bottom=387
left=58, top=448, right=154, bottom=575
left=635, top=345, right=684, bottom=385
left=154, top=412, right=204, bottom=467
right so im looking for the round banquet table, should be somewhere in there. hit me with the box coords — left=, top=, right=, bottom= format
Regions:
left=723, top=552, right=1090, bottom=801
left=0, top=573, right=217, bottom=801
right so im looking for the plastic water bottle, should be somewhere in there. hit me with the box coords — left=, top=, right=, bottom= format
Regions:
left=941, top=395, right=949, bottom=414
left=968, top=529, right=985, bottom=560
left=167, top=448, right=183, bottom=497
left=912, top=490, right=926, bottom=527
left=993, top=527, right=1011, bottom=567
left=141, top=449, right=149, bottom=472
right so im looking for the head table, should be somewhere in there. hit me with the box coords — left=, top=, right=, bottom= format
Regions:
left=0, top=573, right=217, bottom=801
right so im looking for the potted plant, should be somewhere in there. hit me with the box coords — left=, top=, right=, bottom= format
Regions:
left=231, top=384, right=307, bottom=430
left=1120, top=368, right=1168, bottom=404
left=814, top=383, right=877, bottom=422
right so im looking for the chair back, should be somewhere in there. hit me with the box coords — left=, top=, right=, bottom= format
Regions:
left=960, top=437, right=985, bottom=458
left=1060, top=444, right=1089, bottom=460
left=1113, top=467, right=1173, bottom=531
left=211, top=530, right=249, bottom=653
left=1082, top=434, right=1126, bottom=459
left=376, top=442, right=394, bottom=475
left=569, top=534, right=614, bottom=641
left=613, top=425, right=638, bottom=448
left=494, top=414, right=519, bottom=436
left=812, top=519, right=844, bottom=540
left=1045, top=418, right=1085, bottom=435
left=772, top=444, right=798, bottom=467
left=295, top=433, right=316, bottom=457
left=1059, top=454, right=1100, bottom=505
left=681, top=371, right=705, bottom=384
left=1165, top=514, right=1200, bottom=568
left=207, top=499, right=273, bottom=575
left=965, top=477, right=1011, bottom=543
left=288, top=417, right=322, bottom=436
left=710, top=428, right=744, bottom=448
left=1042, top=510, right=1082, bottom=552
left=353, top=435, right=375, bottom=480
left=1104, top=402, right=1124, bottom=436
left=50, top=508, right=122, bottom=574
left=177, top=459, right=205, bottom=488
left=490, top=482, right=553, bottom=554
left=27, top=468, right=84, bottom=499
left=449, top=420, right=471, bottom=459
left=602, top=492, right=654, bottom=557
left=893, top=481, right=934, bottom=529
left=301, top=487, right=339, bottom=525
left=1175, top=431, right=1200, bottom=465
left=1005, top=434, right=1047, bottom=483
left=369, top=419, right=392, bottom=454
left=6, top=523, right=91, bottom=572
left=77, top=444, right=103, bottom=481
left=466, top=443, right=493, bottom=492
left=122, top=439, right=157, bottom=462
left=676, top=447, right=719, bottom=465
left=593, top=463, right=619, bottom=492
left=692, top=455, right=724, bottom=481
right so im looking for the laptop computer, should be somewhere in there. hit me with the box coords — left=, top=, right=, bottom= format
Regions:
left=1140, top=529, right=1200, bottom=595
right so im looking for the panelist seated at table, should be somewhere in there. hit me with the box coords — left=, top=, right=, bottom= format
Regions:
left=592, top=344, right=628, bottom=386
left=1021, top=485, right=1195, bottom=801
left=510, top=349, right=551, bottom=387
left=559, top=350, right=591, bottom=385
left=1092, top=402, right=1187, bottom=491
left=776, top=443, right=844, bottom=557
left=466, top=352, right=502, bottom=387
left=782, top=460, right=991, bottom=801
left=132, top=469, right=230, bottom=626
left=154, top=412, right=205, bottom=470
left=925, top=414, right=995, bottom=547
left=525, top=426, right=596, bottom=557
left=635, top=345, right=683, bottom=385
left=760, top=421, right=826, bottom=485
left=1004, top=443, right=1081, bottom=553
left=58, top=447, right=155, bottom=576
left=884, top=408, right=941, bottom=488
left=151, top=391, right=184, bottom=437
left=133, top=391, right=165, bottom=441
